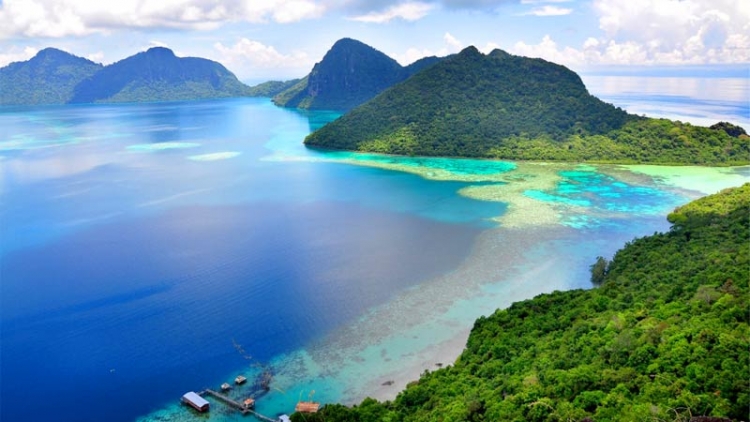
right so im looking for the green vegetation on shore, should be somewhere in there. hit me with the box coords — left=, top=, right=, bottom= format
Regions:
left=304, top=47, right=749, bottom=165
left=292, top=184, right=750, bottom=421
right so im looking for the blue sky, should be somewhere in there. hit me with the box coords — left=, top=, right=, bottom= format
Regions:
left=0, top=0, right=747, bottom=83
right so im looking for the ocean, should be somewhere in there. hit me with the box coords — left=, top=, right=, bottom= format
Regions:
left=1, top=76, right=748, bottom=422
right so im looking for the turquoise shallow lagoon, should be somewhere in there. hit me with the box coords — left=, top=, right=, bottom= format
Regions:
left=2, top=87, right=749, bottom=422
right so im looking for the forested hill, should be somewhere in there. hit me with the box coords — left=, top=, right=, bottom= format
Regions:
left=246, top=78, right=301, bottom=97
left=272, top=38, right=441, bottom=111
left=304, top=46, right=750, bottom=165
left=292, top=183, right=750, bottom=421
left=69, top=47, right=251, bottom=103
left=0, top=48, right=102, bottom=105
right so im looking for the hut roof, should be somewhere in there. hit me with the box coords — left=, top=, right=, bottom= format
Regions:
left=182, top=392, right=209, bottom=409
left=295, top=401, right=320, bottom=413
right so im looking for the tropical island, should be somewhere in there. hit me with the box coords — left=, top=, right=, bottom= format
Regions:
left=288, top=183, right=749, bottom=421
left=304, top=46, right=749, bottom=166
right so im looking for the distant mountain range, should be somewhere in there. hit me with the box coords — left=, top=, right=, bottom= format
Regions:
left=272, top=38, right=442, bottom=111
left=305, top=46, right=749, bottom=165
left=1, top=47, right=252, bottom=105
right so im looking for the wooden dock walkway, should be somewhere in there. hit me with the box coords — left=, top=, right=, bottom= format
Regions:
left=199, top=390, right=278, bottom=421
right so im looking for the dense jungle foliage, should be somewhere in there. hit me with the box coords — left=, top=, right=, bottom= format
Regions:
left=292, top=184, right=750, bottom=421
left=304, top=47, right=749, bottom=165
left=0, top=48, right=102, bottom=105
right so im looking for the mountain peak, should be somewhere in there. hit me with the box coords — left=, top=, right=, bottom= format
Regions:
left=458, top=45, right=481, bottom=56
left=489, top=48, right=512, bottom=60
left=69, top=47, right=248, bottom=104
left=35, top=47, right=70, bottom=58
left=273, top=38, right=409, bottom=111
left=144, top=46, right=176, bottom=57
left=331, top=38, right=369, bottom=49
left=30, top=47, right=98, bottom=65
left=1, top=47, right=102, bottom=105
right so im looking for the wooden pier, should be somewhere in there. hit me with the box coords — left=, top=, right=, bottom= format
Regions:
left=198, top=390, right=278, bottom=422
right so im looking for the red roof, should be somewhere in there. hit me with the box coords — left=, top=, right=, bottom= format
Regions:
left=295, top=401, right=320, bottom=413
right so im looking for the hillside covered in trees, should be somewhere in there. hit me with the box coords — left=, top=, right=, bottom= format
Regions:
left=292, top=184, right=750, bottom=421
left=304, top=46, right=749, bottom=165
left=272, top=38, right=442, bottom=111
left=247, top=78, right=301, bottom=97
left=69, top=47, right=252, bottom=103
left=0, top=47, right=253, bottom=105
left=0, top=48, right=102, bottom=105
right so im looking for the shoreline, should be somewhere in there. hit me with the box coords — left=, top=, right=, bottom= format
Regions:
left=136, top=161, right=749, bottom=421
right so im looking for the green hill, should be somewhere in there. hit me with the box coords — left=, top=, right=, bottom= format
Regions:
left=69, top=47, right=251, bottom=103
left=272, top=38, right=441, bottom=111
left=305, top=47, right=749, bottom=165
left=292, top=183, right=750, bottom=421
left=0, top=48, right=102, bottom=105
left=247, top=78, right=301, bottom=97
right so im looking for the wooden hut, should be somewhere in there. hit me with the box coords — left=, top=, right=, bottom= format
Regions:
left=295, top=401, right=320, bottom=413
left=243, top=398, right=255, bottom=409
left=235, top=375, right=247, bottom=385
left=182, top=392, right=210, bottom=413
left=221, top=382, right=231, bottom=391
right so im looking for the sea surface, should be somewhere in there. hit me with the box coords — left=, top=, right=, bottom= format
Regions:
left=1, top=76, right=748, bottom=422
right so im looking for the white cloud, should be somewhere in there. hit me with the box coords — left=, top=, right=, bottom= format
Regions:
left=525, top=5, right=573, bottom=16
left=394, top=31, right=464, bottom=65
left=510, top=0, right=750, bottom=66
left=512, top=35, right=585, bottom=65
left=0, top=0, right=326, bottom=39
left=443, top=32, right=463, bottom=49
left=213, top=38, right=312, bottom=79
left=86, top=51, right=104, bottom=63
left=147, top=40, right=170, bottom=49
left=593, top=0, right=749, bottom=60
left=349, top=2, right=435, bottom=23
left=0, top=46, right=38, bottom=67
left=480, top=42, right=503, bottom=54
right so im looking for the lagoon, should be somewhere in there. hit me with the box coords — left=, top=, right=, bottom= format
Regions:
left=1, top=76, right=748, bottom=422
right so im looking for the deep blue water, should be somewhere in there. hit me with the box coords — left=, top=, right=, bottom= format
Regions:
left=0, top=99, right=503, bottom=422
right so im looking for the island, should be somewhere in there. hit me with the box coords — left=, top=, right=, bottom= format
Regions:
left=304, top=46, right=749, bottom=166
